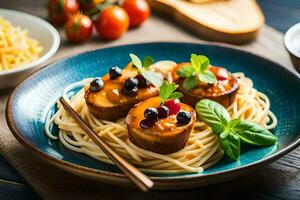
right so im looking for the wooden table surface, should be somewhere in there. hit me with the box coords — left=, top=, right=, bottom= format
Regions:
left=0, top=1, right=299, bottom=199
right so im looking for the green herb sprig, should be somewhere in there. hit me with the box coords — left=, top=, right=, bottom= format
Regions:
left=159, top=81, right=183, bottom=104
left=177, top=54, right=217, bottom=91
left=196, top=99, right=277, bottom=160
left=130, top=54, right=163, bottom=88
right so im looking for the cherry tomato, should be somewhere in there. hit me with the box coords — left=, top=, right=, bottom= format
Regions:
left=95, top=6, right=129, bottom=40
left=122, top=0, right=150, bottom=27
left=65, top=14, right=93, bottom=43
left=48, top=0, right=79, bottom=26
left=209, top=67, right=229, bottom=81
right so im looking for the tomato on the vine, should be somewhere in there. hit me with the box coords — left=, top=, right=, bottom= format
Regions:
left=122, top=0, right=150, bottom=27
left=78, top=0, right=95, bottom=12
left=65, top=13, right=93, bottom=43
left=48, top=0, right=79, bottom=25
left=95, top=6, right=129, bottom=40
left=78, top=0, right=105, bottom=13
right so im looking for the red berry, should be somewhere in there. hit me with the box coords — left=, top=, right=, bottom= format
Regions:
left=209, top=67, right=229, bottom=81
left=164, top=99, right=181, bottom=115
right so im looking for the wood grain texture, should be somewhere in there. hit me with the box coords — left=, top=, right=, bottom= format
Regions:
left=148, top=0, right=264, bottom=44
left=0, top=0, right=299, bottom=200
left=0, top=155, right=25, bottom=183
left=257, top=0, right=300, bottom=33
left=0, top=181, right=40, bottom=200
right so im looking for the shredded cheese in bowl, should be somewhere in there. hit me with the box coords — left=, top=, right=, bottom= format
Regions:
left=0, top=17, right=43, bottom=71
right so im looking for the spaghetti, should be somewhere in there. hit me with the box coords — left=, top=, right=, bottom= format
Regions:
left=0, top=17, right=43, bottom=71
left=45, top=72, right=277, bottom=173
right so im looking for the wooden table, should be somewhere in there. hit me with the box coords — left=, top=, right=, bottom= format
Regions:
left=0, top=1, right=299, bottom=199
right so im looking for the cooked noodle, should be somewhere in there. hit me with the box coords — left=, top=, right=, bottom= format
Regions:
left=45, top=73, right=277, bottom=174
left=0, top=17, right=43, bottom=71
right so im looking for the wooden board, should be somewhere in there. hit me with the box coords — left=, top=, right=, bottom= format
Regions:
left=148, top=0, right=265, bottom=44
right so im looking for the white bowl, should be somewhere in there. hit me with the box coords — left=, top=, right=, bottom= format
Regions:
left=0, top=9, right=60, bottom=89
left=284, top=23, right=300, bottom=73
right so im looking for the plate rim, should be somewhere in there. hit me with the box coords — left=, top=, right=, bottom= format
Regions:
left=6, top=42, right=300, bottom=183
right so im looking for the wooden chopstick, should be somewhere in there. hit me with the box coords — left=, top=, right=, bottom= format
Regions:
left=59, top=97, right=154, bottom=192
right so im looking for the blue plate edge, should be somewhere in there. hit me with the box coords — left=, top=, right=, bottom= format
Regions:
left=5, top=42, right=300, bottom=181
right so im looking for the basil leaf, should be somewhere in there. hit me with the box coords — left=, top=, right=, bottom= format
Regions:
left=142, top=56, right=154, bottom=68
left=159, top=81, right=182, bottom=103
left=183, top=76, right=197, bottom=91
left=220, top=131, right=240, bottom=160
left=130, top=53, right=142, bottom=69
left=130, top=54, right=163, bottom=88
left=176, top=66, right=195, bottom=78
left=198, top=56, right=210, bottom=72
left=198, top=70, right=217, bottom=84
left=234, top=121, right=277, bottom=146
left=177, top=54, right=215, bottom=87
left=159, top=81, right=177, bottom=102
left=228, top=118, right=241, bottom=129
left=195, top=99, right=230, bottom=134
left=190, top=54, right=201, bottom=71
left=168, top=92, right=183, bottom=100
left=190, top=54, right=210, bottom=72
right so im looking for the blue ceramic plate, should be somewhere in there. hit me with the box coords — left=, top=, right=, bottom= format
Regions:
left=6, top=42, right=300, bottom=189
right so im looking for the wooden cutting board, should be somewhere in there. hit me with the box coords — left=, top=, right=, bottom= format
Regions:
left=148, top=0, right=265, bottom=44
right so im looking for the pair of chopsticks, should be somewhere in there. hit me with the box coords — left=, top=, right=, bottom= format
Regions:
left=59, top=98, right=153, bottom=192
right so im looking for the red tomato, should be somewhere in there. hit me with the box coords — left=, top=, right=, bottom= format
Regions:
left=209, top=67, right=229, bottom=81
left=48, top=0, right=79, bottom=26
left=122, top=0, right=150, bottom=27
left=95, top=6, right=129, bottom=40
left=65, top=14, right=93, bottom=43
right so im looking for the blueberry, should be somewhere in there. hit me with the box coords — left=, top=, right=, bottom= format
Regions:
left=109, top=67, right=122, bottom=80
left=136, top=74, right=150, bottom=88
left=123, top=86, right=138, bottom=97
left=176, top=111, right=191, bottom=125
left=124, top=77, right=138, bottom=90
left=89, top=78, right=104, bottom=92
left=140, top=118, right=156, bottom=129
left=157, top=105, right=169, bottom=119
left=144, top=108, right=158, bottom=120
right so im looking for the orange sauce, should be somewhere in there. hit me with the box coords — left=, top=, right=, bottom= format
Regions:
left=126, top=97, right=196, bottom=134
left=173, top=63, right=237, bottom=97
left=86, top=63, right=158, bottom=107
left=192, top=74, right=236, bottom=97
